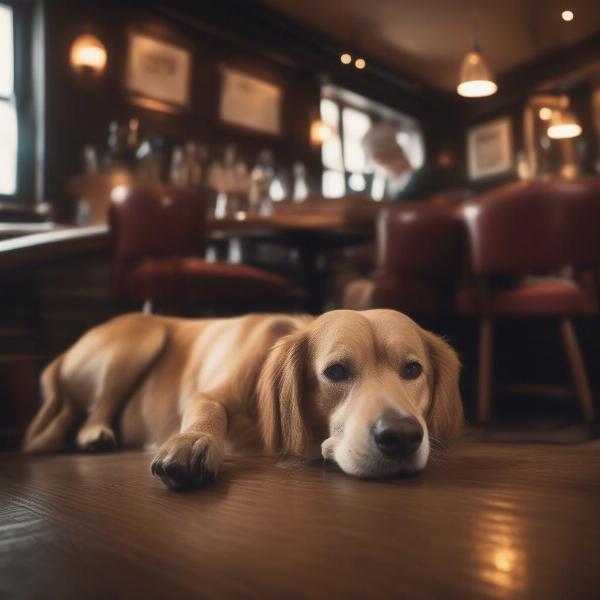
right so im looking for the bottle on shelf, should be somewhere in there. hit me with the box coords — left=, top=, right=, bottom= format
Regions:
left=249, top=149, right=275, bottom=217
left=292, top=161, right=309, bottom=202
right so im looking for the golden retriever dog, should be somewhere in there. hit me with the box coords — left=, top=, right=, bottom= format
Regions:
left=23, top=309, right=462, bottom=489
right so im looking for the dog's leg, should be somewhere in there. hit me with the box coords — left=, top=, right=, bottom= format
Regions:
left=150, top=397, right=228, bottom=490
left=24, top=396, right=78, bottom=453
left=76, top=408, right=121, bottom=453
left=72, top=316, right=168, bottom=453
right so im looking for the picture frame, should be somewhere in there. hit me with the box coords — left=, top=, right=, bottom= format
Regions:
left=219, top=67, right=282, bottom=136
left=124, top=31, right=192, bottom=113
left=467, top=117, right=513, bottom=180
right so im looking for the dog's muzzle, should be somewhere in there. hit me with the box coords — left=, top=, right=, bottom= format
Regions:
left=372, top=413, right=423, bottom=460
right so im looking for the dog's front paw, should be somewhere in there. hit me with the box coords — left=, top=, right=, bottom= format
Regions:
left=150, top=433, right=223, bottom=491
left=76, top=424, right=117, bottom=453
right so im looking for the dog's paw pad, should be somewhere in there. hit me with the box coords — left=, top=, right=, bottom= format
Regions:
left=150, top=434, right=221, bottom=491
left=77, top=426, right=117, bottom=453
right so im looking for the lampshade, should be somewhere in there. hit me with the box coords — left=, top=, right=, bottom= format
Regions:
left=70, top=34, right=107, bottom=76
left=547, top=110, right=582, bottom=139
left=457, top=50, right=497, bottom=98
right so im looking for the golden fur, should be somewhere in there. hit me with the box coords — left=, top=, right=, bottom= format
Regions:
left=23, top=309, right=463, bottom=488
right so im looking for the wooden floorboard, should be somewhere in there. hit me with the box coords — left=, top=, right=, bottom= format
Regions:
left=1, top=442, right=600, bottom=599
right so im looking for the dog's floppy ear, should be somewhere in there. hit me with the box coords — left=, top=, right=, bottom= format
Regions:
left=257, top=331, right=309, bottom=456
left=422, top=330, right=463, bottom=444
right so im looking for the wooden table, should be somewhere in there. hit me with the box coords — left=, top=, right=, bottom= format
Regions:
left=1, top=441, right=600, bottom=599
left=0, top=201, right=381, bottom=312
left=208, top=213, right=374, bottom=312
left=0, top=225, right=110, bottom=271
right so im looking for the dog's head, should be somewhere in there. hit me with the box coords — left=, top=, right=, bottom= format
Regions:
left=258, top=309, right=462, bottom=477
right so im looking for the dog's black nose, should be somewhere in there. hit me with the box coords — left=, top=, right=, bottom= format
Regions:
left=372, top=414, right=423, bottom=459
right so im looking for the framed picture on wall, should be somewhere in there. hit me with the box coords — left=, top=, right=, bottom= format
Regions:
left=219, top=68, right=282, bottom=135
left=467, top=117, right=513, bottom=180
left=125, top=31, right=192, bottom=113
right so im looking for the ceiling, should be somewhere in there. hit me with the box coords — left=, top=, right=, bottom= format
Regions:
left=257, top=0, right=600, bottom=91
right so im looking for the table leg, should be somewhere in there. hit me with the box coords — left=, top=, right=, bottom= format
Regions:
left=297, top=245, right=325, bottom=314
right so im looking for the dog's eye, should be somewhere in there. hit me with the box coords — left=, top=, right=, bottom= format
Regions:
left=401, top=360, right=423, bottom=380
left=323, top=363, right=348, bottom=381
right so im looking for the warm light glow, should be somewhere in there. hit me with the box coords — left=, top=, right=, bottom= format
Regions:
left=129, top=96, right=179, bottom=115
left=538, top=107, right=553, bottom=120
left=111, top=185, right=129, bottom=204
left=355, top=58, right=366, bottom=69
left=494, top=548, right=517, bottom=573
left=70, top=34, right=107, bottom=75
left=548, top=123, right=582, bottom=139
left=457, top=80, right=498, bottom=98
left=310, top=119, right=332, bottom=145
left=547, top=110, right=582, bottom=139
left=340, top=53, right=352, bottom=65
left=561, top=10, right=574, bottom=21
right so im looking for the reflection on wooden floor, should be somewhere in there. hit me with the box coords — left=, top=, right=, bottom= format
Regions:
left=1, top=441, right=600, bottom=599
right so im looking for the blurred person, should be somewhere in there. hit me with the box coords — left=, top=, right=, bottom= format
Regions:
left=363, top=122, right=446, bottom=201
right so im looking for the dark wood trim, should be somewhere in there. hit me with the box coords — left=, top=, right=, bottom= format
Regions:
left=0, top=225, right=109, bottom=271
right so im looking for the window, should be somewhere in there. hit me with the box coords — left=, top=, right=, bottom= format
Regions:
left=320, top=86, right=425, bottom=200
left=0, top=3, right=17, bottom=196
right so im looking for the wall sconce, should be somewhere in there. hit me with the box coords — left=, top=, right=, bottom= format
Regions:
left=70, top=34, right=107, bottom=76
left=310, top=118, right=332, bottom=145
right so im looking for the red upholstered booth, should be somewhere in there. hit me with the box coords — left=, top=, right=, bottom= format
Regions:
left=109, top=185, right=302, bottom=313
left=458, top=179, right=598, bottom=423
left=372, top=202, right=466, bottom=316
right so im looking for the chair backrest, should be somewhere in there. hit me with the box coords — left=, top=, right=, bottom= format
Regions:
left=109, top=184, right=208, bottom=296
left=375, top=202, right=465, bottom=277
left=461, top=180, right=568, bottom=276
left=552, top=177, right=600, bottom=268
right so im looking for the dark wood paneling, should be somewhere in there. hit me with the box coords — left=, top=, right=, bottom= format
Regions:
left=42, top=0, right=460, bottom=220
left=43, top=0, right=323, bottom=220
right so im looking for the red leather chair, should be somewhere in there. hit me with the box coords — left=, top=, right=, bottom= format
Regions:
left=109, top=184, right=301, bottom=313
left=458, top=180, right=596, bottom=423
left=372, top=202, right=466, bottom=316
left=555, top=177, right=600, bottom=312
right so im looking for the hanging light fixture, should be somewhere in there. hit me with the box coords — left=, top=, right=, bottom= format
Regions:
left=457, top=4, right=497, bottom=98
left=547, top=109, right=582, bottom=139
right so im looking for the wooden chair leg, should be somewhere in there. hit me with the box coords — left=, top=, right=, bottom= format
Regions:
left=559, top=318, right=595, bottom=422
left=477, top=318, right=494, bottom=423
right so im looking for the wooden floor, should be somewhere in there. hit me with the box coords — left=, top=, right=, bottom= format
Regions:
left=1, top=442, right=600, bottom=599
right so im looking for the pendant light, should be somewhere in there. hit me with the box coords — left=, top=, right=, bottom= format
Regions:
left=457, top=4, right=497, bottom=98
left=547, top=109, right=582, bottom=139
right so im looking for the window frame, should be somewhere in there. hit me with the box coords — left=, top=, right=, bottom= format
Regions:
left=322, top=96, right=374, bottom=196
left=322, top=96, right=387, bottom=197
left=0, top=0, right=35, bottom=204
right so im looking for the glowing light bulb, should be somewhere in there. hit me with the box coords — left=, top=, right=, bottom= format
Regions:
left=70, top=34, right=107, bottom=75
left=340, top=53, right=352, bottom=65
left=561, top=10, right=574, bottom=21
left=310, top=119, right=332, bottom=145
